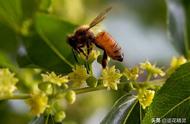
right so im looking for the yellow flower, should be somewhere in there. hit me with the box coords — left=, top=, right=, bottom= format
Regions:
left=101, top=66, right=122, bottom=90
left=27, top=92, right=48, bottom=116
left=88, top=50, right=100, bottom=63
left=170, top=56, right=187, bottom=67
left=80, top=49, right=100, bottom=63
left=68, top=65, right=89, bottom=86
left=41, top=72, right=69, bottom=86
left=123, top=67, right=139, bottom=81
left=138, top=89, right=155, bottom=109
left=140, top=61, right=165, bottom=78
left=0, top=68, right=18, bottom=97
left=168, top=56, right=187, bottom=75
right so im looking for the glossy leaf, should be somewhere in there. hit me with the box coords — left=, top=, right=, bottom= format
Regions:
left=0, top=23, right=19, bottom=55
left=21, top=14, right=77, bottom=73
left=101, top=94, right=138, bottom=124
left=0, top=0, right=22, bottom=32
left=22, top=0, right=52, bottom=19
left=0, top=51, right=16, bottom=69
left=35, top=13, right=76, bottom=66
left=142, top=62, right=190, bottom=124
left=17, top=46, right=37, bottom=68
left=125, top=101, right=141, bottom=124
left=165, top=99, right=190, bottom=121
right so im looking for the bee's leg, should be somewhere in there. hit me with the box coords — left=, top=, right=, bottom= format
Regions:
left=72, top=49, right=79, bottom=63
left=102, top=51, right=108, bottom=68
left=86, top=41, right=93, bottom=59
left=77, top=47, right=88, bottom=57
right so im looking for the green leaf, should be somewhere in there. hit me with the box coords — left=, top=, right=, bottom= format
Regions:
left=142, top=62, right=190, bottom=124
left=125, top=102, right=141, bottom=124
left=21, top=14, right=77, bottom=73
left=22, top=0, right=52, bottom=19
left=165, top=99, right=190, bottom=121
left=35, top=13, right=76, bottom=66
left=166, top=0, right=190, bottom=58
left=101, top=94, right=138, bottom=124
left=39, top=0, right=52, bottom=12
left=16, top=48, right=37, bottom=68
left=0, top=0, right=52, bottom=33
left=0, top=51, right=17, bottom=70
left=0, top=23, right=19, bottom=55
left=0, top=0, right=23, bottom=32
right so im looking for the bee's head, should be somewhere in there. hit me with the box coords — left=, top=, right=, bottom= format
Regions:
left=75, top=25, right=89, bottom=36
left=67, top=35, right=76, bottom=47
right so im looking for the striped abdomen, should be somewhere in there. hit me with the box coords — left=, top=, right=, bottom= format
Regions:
left=95, top=32, right=123, bottom=61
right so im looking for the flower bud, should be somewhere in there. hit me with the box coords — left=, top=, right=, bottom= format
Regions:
left=38, top=83, right=53, bottom=95
left=65, top=90, right=76, bottom=104
left=61, top=84, right=69, bottom=89
left=54, top=111, right=66, bottom=122
left=86, top=76, right=97, bottom=87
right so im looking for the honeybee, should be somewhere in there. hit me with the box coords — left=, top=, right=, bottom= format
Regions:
left=67, top=7, right=124, bottom=68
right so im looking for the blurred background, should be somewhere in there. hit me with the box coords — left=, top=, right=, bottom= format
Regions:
left=0, top=0, right=181, bottom=124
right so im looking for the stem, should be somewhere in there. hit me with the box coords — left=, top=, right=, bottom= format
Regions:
left=146, top=72, right=152, bottom=82
left=89, top=63, right=93, bottom=75
left=148, top=78, right=166, bottom=86
left=0, top=94, right=31, bottom=101
left=74, top=86, right=106, bottom=94
left=45, top=115, right=49, bottom=124
left=140, top=105, right=142, bottom=124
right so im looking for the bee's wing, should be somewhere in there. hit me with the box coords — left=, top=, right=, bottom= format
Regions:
left=88, top=6, right=112, bottom=29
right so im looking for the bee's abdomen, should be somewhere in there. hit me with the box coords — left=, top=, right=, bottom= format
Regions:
left=95, top=32, right=123, bottom=61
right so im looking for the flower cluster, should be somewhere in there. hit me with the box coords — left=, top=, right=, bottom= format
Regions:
left=137, top=89, right=155, bottom=109
left=123, top=67, right=139, bottom=81
left=41, top=72, right=69, bottom=86
left=80, top=49, right=100, bottom=63
left=27, top=92, right=48, bottom=116
left=167, top=56, right=187, bottom=75
left=0, top=68, right=18, bottom=97
left=27, top=71, right=77, bottom=122
left=68, top=65, right=89, bottom=86
left=140, top=61, right=165, bottom=78
left=0, top=52, right=187, bottom=123
left=100, top=66, right=122, bottom=90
